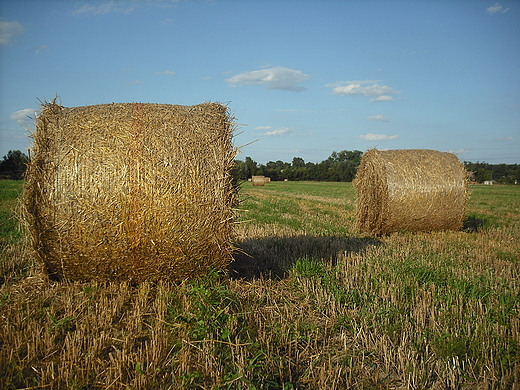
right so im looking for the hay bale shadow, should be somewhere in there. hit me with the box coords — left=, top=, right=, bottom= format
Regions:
left=229, top=235, right=382, bottom=280
left=463, top=216, right=487, bottom=232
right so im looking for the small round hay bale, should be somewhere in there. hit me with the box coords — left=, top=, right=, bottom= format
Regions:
left=251, top=176, right=265, bottom=186
left=23, top=101, right=237, bottom=282
left=354, top=149, right=468, bottom=235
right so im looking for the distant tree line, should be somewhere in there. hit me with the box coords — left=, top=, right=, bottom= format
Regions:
left=234, top=150, right=363, bottom=182
left=0, top=150, right=29, bottom=180
left=1, top=149, right=518, bottom=184
left=233, top=150, right=520, bottom=184
left=463, top=161, right=520, bottom=184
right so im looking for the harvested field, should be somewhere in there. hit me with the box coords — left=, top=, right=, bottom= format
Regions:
left=1, top=180, right=519, bottom=389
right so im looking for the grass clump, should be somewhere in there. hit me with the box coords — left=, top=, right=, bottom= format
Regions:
left=0, top=180, right=23, bottom=248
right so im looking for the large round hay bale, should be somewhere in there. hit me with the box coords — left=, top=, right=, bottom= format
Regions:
left=354, top=149, right=468, bottom=235
left=251, top=176, right=265, bottom=186
left=23, top=101, right=237, bottom=282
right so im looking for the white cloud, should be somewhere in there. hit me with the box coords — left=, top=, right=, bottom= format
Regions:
left=0, top=19, right=24, bottom=45
left=10, top=108, right=36, bottom=122
left=370, top=95, right=395, bottom=102
left=486, top=3, right=510, bottom=14
left=447, top=149, right=470, bottom=156
left=329, top=82, right=400, bottom=97
left=125, top=80, right=143, bottom=85
left=255, top=126, right=272, bottom=131
left=225, top=66, right=309, bottom=92
left=367, top=114, right=390, bottom=122
left=71, top=1, right=137, bottom=16
left=324, top=80, right=382, bottom=88
left=156, top=70, right=175, bottom=76
left=263, top=127, right=291, bottom=136
left=70, top=1, right=182, bottom=16
left=258, top=63, right=275, bottom=69
left=360, top=133, right=398, bottom=141
left=33, top=45, right=48, bottom=54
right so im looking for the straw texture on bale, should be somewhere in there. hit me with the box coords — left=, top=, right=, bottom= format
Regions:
left=251, top=176, right=265, bottom=186
left=354, top=149, right=468, bottom=235
left=23, top=101, right=237, bottom=282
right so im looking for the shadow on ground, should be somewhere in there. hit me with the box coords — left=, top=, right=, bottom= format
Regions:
left=229, top=235, right=382, bottom=280
left=463, top=216, right=488, bottom=232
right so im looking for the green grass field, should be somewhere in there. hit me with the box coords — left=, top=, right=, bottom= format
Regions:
left=0, top=180, right=24, bottom=247
left=1, top=180, right=519, bottom=389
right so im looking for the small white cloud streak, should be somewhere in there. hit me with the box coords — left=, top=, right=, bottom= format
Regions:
left=156, top=70, right=175, bottom=76
left=367, top=114, right=390, bottom=122
left=225, top=66, right=309, bottom=92
left=447, top=149, right=470, bottom=155
left=486, top=3, right=509, bottom=14
left=0, top=19, right=24, bottom=45
left=34, top=45, right=47, bottom=54
left=10, top=108, right=36, bottom=122
left=370, top=95, right=395, bottom=102
left=331, top=83, right=399, bottom=97
left=360, top=133, right=398, bottom=141
left=70, top=1, right=183, bottom=16
left=324, top=80, right=382, bottom=88
left=263, top=127, right=291, bottom=136
left=71, top=1, right=137, bottom=16
left=255, top=126, right=272, bottom=130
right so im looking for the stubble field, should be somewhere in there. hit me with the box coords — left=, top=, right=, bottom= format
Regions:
left=0, top=180, right=519, bottom=389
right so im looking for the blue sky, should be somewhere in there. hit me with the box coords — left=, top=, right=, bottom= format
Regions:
left=1, top=0, right=519, bottom=164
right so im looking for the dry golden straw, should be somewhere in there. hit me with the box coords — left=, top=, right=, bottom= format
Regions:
left=251, top=176, right=266, bottom=186
left=354, top=149, right=468, bottom=235
left=23, top=101, right=238, bottom=282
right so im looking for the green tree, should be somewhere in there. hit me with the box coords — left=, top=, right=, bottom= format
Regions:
left=326, top=150, right=362, bottom=182
left=232, top=160, right=249, bottom=182
left=0, top=150, right=29, bottom=180
left=245, top=157, right=258, bottom=177
left=292, top=157, right=305, bottom=169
